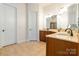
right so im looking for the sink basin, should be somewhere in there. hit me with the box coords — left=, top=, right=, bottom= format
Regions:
left=56, top=32, right=69, bottom=36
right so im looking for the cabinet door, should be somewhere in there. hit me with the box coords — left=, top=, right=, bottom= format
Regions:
left=54, top=39, right=67, bottom=56
left=40, top=31, right=45, bottom=42
left=40, top=31, right=56, bottom=42
left=64, top=41, right=77, bottom=56
left=54, top=39, right=77, bottom=56
left=46, top=38, right=55, bottom=56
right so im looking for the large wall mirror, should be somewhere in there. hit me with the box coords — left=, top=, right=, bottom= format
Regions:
left=45, top=3, right=79, bottom=32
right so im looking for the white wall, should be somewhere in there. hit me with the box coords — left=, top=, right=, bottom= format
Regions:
left=38, top=5, right=44, bottom=29
left=7, top=3, right=27, bottom=43
left=8, top=3, right=40, bottom=42
left=17, top=4, right=27, bottom=43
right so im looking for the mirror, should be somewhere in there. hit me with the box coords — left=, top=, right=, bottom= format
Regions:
left=45, top=4, right=78, bottom=32
left=46, top=15, right=57, bottom=29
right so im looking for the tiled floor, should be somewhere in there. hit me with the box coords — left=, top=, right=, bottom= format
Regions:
left=0, top=41, right=46, bottom=56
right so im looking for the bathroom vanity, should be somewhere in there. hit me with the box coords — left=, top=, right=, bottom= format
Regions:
left=39, top=29, right=57, bottom=42
left=46, top=32, right=79, bottom=56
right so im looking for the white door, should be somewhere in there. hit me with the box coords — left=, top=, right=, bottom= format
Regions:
left=28, top=11, right=38, bottom=41
left=0, top=4, right=17, bottom=47
left=0, top=5, right=4, bottom=47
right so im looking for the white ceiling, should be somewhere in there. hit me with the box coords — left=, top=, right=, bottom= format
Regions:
left=39, top=3, right=53, bottom=7
left=39, top=3, right=68, bottom=8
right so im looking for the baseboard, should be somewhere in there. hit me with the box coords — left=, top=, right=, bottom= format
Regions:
left=0, top=46, right=3, bottom=48
left=17, top=40, right=27, bottom=44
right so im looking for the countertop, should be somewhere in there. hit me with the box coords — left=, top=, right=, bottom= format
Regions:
left=46, top=32, right=79, bottom=43
left=40, top=29, right=58, bottom=32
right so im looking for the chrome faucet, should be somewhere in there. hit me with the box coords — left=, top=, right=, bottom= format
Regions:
left=65, top=28, right=73, bottom=36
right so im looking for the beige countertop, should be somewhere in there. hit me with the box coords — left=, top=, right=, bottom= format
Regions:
left=40, top=29, right=58, bottom=32
left=46, top=32, right=79, bottom=43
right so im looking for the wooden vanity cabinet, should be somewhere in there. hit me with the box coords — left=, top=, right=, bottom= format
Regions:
left=39, top=30, right=56, bottom=42
left=46, top=37, right=78, bottom=56
left=46, top=37, right=55, bottom=56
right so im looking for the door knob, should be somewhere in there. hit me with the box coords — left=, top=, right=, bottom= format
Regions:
left=2, top=29, right=5, bottom=32
left=29, top=28, right=32, bottom=31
